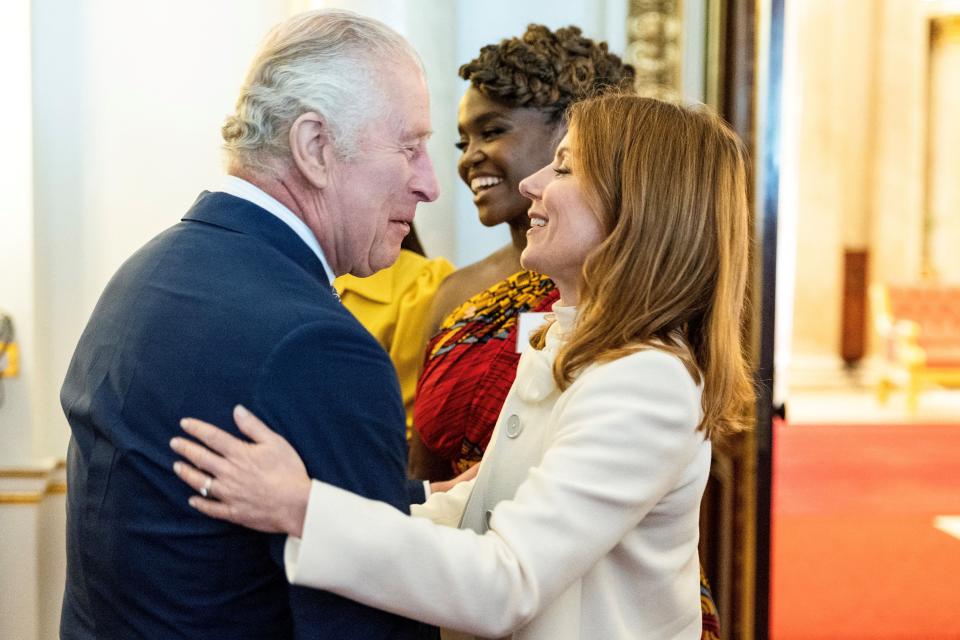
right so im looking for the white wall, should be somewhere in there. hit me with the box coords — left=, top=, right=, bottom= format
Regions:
left=0, top=0, right=36, bottom=464
left=29, top=0, right=293, bottom=460
left=775, top=0, right=800, bottom=402
left=927, top=17, right=960, bottom=281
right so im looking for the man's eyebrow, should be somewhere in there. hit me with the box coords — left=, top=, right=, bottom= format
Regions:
left=403, top=128, right=434, bottom=142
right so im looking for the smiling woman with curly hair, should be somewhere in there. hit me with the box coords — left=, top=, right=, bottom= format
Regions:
left=410, top=25, right=635, bottom=484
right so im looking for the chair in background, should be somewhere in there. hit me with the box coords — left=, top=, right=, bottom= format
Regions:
left=871, top=283, right=960, bottom=412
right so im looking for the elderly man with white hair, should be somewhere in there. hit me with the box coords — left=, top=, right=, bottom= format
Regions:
left=59, top=10, right=438, bottom=640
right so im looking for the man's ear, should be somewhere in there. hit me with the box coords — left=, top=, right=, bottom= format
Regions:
left=289, top=112, right=333, bottom=189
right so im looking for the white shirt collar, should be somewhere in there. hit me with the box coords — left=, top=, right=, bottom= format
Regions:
left=217, top=175, right=336, bottom=284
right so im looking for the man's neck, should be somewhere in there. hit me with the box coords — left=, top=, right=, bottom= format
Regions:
left=231, top=169, right=341, bottom=275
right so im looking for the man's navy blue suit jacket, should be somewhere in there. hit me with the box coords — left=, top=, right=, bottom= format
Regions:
left=60, top=192, right=432, bottom=639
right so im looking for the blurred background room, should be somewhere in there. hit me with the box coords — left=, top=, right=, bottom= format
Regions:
left=1, top=0, right=957, bottom=638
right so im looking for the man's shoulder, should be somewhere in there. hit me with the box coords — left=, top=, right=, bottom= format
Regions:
left=94, top=213, right=350, bottom=363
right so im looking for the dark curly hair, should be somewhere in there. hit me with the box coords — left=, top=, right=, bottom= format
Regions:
left=459, top=24, right=635, bottom=122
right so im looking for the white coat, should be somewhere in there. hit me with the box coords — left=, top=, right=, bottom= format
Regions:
left=285, top=307, right=711, bottom=639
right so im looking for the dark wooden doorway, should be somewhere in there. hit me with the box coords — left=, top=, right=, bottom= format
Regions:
left=697, top=1, right=784, bottom=638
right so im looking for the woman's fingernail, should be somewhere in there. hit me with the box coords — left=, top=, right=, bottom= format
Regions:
left=180, top=419, right=193, bottom=432
left=170, top=437, right=182, bottom=450
left=235, top=405, right=249, bottom=418
left=188, top=497, right=198, bottom=508
left=173, top=461, right=182, bottom=474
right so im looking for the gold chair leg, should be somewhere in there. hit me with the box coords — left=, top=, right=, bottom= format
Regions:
left=877, top=378, right=892, bottom=404
left=906, top=373, right=920, bottom=414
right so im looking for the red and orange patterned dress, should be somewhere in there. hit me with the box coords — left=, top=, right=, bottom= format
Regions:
left=413, top=270, right=559, bottom=476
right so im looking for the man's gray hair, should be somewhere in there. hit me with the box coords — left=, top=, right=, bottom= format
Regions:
left=222, top=10, right=421, bottom=173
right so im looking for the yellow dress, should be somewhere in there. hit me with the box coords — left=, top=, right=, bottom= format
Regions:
left=334, top=250, right=454, bottom=436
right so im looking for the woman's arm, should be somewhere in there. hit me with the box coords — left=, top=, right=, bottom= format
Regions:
left=283, top=351, right=705, bottom=635
left=413, top=465, right=477, bottom=526
left=172, top=408, right=478, bottom=530
left=172, top=350, right=704, bottom=636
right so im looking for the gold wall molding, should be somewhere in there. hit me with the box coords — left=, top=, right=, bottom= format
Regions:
left=0, top=492, right=43, bottom=504
left=46, top=482, right=68, bottom=495
left=0, top=458, right=66, bottom=498
left=0, top=461, right=67, bottom=640
left=627, top=0, right=684, bottom=101
left=0, top=458, right=63, bottom=478
left=0, top=469, right=50, bottom=478
left=931, top=15, right=960, bottom=45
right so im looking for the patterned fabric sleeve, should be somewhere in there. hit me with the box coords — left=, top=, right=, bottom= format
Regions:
left=700, top=566, right=722, bottom=639
left=413, top=271, right=559, bottom=475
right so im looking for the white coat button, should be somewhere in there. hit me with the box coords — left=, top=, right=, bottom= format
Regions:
left=506, top=414, right=523, bottom=438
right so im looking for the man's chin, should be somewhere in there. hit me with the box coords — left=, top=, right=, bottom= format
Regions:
left=355, top=248, right=402, bottom=277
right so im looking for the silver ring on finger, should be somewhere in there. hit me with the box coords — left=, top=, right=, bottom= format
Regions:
left=199, top=476, right=214, bottom=499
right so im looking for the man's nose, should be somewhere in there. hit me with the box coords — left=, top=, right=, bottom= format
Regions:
left=413, top=151, right=440, bottom=203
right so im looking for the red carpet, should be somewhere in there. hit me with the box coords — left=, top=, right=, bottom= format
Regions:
left=771, top=421, right=960, bottom=639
